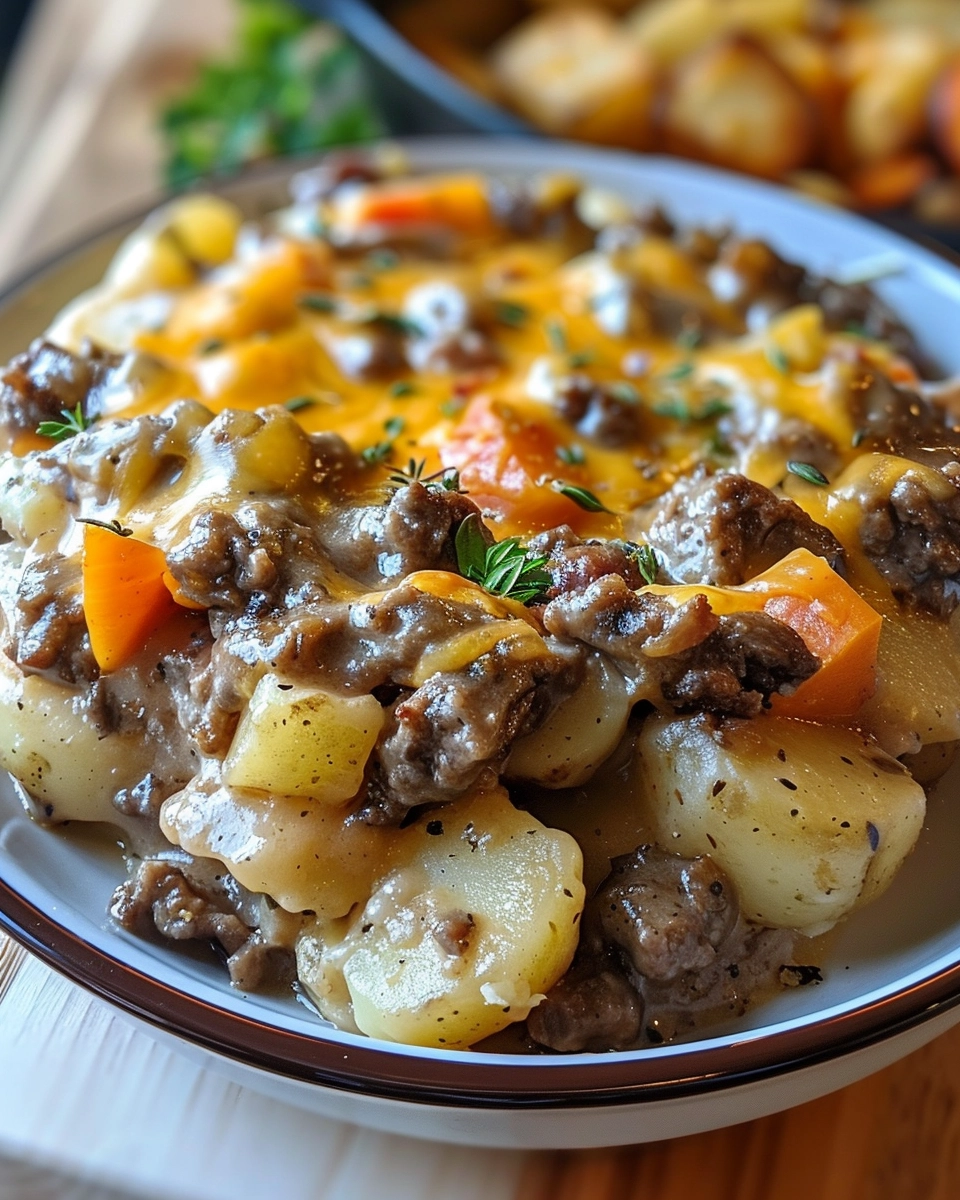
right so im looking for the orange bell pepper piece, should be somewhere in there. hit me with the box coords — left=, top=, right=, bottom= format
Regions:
left=643, top=548, right=883, bottom=719
left=82, top=523, right=203, bottom=673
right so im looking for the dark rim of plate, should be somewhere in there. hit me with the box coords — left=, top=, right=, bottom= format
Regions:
left=3, top=145, right=960, bottom=1110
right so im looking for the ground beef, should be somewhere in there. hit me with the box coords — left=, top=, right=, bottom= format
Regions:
left=528, top=526, right=645, bottom=598
left=527, top=967, right=644, bottom=1053
left=544, top=574, right=818, bottom=717
left=707, top=237, right=806, bottom=325
left=6, top=549, right=95, bottom=682
left=804, top=278, right=932, bottom=376
left=0, top=339, right=122, bottom=440
left=858, top=463, right=960, bottom=617
left=595, top=847, right=738, bottom=985
left=313, top=482, right=481, bottom=586
left=416, top=330, right=501, bottom=375
left=661, top=611, right=819, bottom=718
left=324, top=328, right=406, bottom=379
left=165, top=501, right=331, bottom=614
left=640, top=470, right=845, bottom=586
left=547, top=374, right=641, bottom=447
left=363, top=640, right=581, bottom=820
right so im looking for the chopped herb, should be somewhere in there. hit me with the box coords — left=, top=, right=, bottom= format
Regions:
left=388, top=458, right=464, bottom=494
left=568, top=350, right=595, bottom=369
left=661, top=360, right=694, bottom=382
left=284, top=396, right=317, bottom=412
left=654, top=396, right=731, bottom=422
left=557, top=444, right=586, bottom=466
left=387, top=457, right=426, bottom=487
left=844, top=321, right=870, bottom=339
left=383, top=415, right=406, bottom=439
left=787, top=460, right=830, bottom=486
left=626, top=542, right=659, bottom=585
left=77, top=517, right=133, bottom=538
left=676, top=327, right=702, bottom=350
left=544, top=318, right=568, bottom=354
left=766, top=344, right=790, bottom=375
left=198, top=337, right=225, bottom=355
left=36, top=403, right=91, bottom=442
left=299, top=293, right=338, bottom=314
left=358, top=309, right=424, bottom=338
left=455, top=513, right=551, bottom=606
left=440, top=397, right=466, bottom=419
left=852, top=428, right=867, bottom=448
left=366, top=248, right=400, bottom=271
left=553, top=482, right=614, bottom=514
left=360, top=440, right=394, bottom=465
left=389, top=380, right=417, bottom=398
left=436, top=468, right=463, bottom=493
left=608, top=381, right=639, bottom=405
left=350, top=272, right=374, bottom=290
left=494, top=300, right=529, bottom=328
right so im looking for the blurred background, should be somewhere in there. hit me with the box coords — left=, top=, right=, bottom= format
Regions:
left=4, top=0, right=960, bottom=288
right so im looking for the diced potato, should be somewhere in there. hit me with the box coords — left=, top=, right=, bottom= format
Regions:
left=0, top=652, right=154, bottom=825
left=160, top=773, right=399, bottom=918
left=164, top=195, right=243, bottom=268
left=491, top=7, right=654, bottom=142
left=507, top=651, right=635, bottom=788
left=626, top=0, right=814, bottom=67
left=223, top=674, right=384, bottom=804
left=844, top=31, right=948, bottom=163
left=661, top=36, right=815, bottom=179
left=636, top=712, right=926, bottom=933
left=764, top=304, right=827, bottom=373
left=297, top=787, right=585, bottom=1048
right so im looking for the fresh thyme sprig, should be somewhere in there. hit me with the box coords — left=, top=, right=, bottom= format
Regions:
left=552, top=481, right=615, bottom=514
left=76, top=517, right=133, bottom=538
left=624, top=542, right=660, bottom=585
left=387, top=457, right=464, bottom=493
left=787, top=460, right=829, bottom=486
left=36, top=403, right=92, bottom=442
left=455, top=514, right=551, bottom=606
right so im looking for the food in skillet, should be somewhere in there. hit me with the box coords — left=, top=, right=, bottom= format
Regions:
left=0, top=153, right=956, bottom=1052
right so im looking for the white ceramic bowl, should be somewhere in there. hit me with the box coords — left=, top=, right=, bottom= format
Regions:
left=3, top=139, right=960, bottom=1150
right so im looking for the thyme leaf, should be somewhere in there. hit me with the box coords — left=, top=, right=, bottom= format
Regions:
left=625, top=542, right=659, bottom=585
left=553, top=482, right=615, bottom=514
left=36, top=404, right=91, bottom=442
left=787, top=460, right=829, bottom=486
left=77, top=517, right=133, bottom=538
left=494, top=300, right=529, bottom=328
left=455, top=514, right=551, bottom=605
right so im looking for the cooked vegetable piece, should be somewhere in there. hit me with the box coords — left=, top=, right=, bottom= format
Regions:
left=330, top=174, right=495, bottom=236
left=296, top=787, right=584, bottom=1048
left=847, top=153, right=939, bottom=210
left=223, top=674, right=385, bottom=803
left=636, top=711, right=926, bottom=932
left=931, top=55, right=960, bottom=175
left=81, top=523, right=180, bottom=673
left=642, top=548, right=883, bottom=719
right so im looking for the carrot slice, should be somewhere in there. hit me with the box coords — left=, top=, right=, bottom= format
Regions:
left=643, top=548, right=883, bottom=718
left=331, top=174, right=495, bottom=236
left=82, top=524, right=180, bottom=673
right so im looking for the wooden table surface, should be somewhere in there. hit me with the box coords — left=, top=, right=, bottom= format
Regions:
left=3, top=2, right=960, bottom=1197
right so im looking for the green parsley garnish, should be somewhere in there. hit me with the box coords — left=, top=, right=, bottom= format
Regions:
left=198, top=338, right=225, bottom=355
left=608, top=381, right=639, bottom=405
left=626, top=542, right=659, bottom=585
left=557, top=444, right=586, bottom=466
left=553, top=482, right=615, bottom=514
left=494, top=300, right=529, bottom=328
left=440, top=397, right=466, bottom=418
left=358, top=309, right=424, bottom=339
left=284, top=396, right=317, bottom=412
left=766, top=344, right=790, bottom=375
left=653, top=396, right=731, bottom=422
left=36, top=404, right=91, bottom=442
left=361, top=440, right=394, bottom=465
left=852, top=428, right=867, bottom=448
left=76, top=517, right=133, bottom=538
left=299, top=293, right=338, bottom=314
left=676, top=327, right=702, bottom=351
left=544, top=319, right=568, bottom=354
left=661, top=360, right=695, bottom=382
left=568, top=350, right=596, bottom=369
left=389, top=380, right=417, bottom=398
left=366, top=248, right=400, bottom=271
left=159, top=1, right=383, bottom=191
left=383, top=415, right=406, bottom=439
left=787, top=460, right=829, bottom=486
left=455, top=514, right=551, bottom=606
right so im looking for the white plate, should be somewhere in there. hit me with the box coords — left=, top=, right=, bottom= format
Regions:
left=3, top=138, right=960, bottom=1149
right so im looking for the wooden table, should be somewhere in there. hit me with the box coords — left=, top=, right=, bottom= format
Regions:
left=2, top=2, right=960, bottom=1196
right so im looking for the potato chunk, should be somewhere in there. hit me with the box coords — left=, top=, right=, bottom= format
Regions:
left=223, top=674, right=384, bottom=805
left=507, top=651, right=634, bottom=788
left=636, top=712, right=925, bottom=933
left=297, top=788, right=585, bottom=1048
